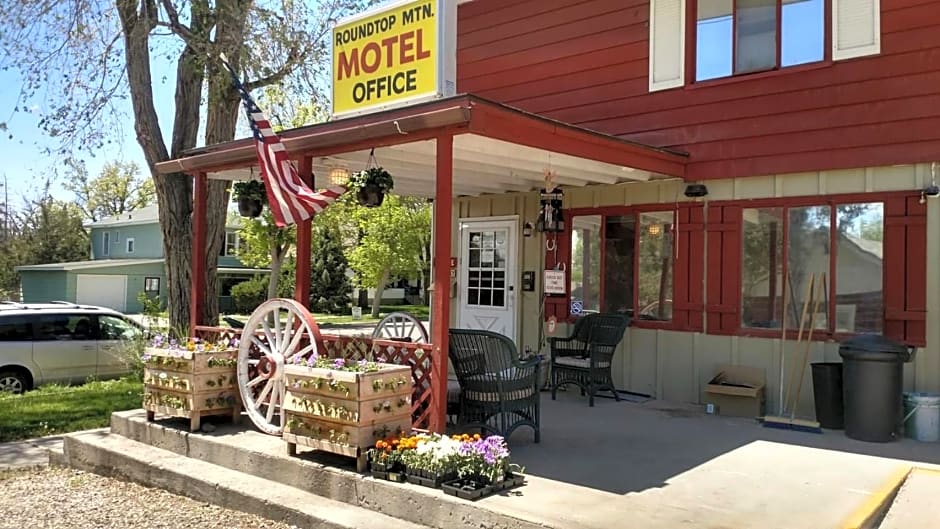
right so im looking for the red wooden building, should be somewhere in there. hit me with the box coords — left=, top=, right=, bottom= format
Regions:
left=160, top=0, right=939, bottom=428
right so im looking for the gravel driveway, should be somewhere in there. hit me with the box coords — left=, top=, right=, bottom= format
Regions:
left=0, top=467, right=295, bottom=529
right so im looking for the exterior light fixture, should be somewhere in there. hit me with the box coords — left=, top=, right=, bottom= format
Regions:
left=329, top=166, right=350, bottom=186
left=648, top=223, right=662, bottom=236
left=523, top=222, right=534, bottom=238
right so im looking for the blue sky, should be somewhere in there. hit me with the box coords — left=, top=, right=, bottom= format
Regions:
left=0, top=57, right=177, bottom=208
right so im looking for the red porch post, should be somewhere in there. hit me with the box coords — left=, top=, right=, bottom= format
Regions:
left=429, top=133, right=454, bottom=433
left=295, top=156, right=314, bottom=304
left=190, top=171, right=208, bottom=333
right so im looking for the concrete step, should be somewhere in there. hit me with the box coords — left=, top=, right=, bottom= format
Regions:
left=878, top=469, right=940, bottom=529
left=63, top=429, right=434, bottom=529
left=108, top=410, right=543, bottom=529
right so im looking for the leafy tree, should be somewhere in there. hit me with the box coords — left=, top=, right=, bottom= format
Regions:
left=347, top=195, right=431, bottom=318
left=0, top=0, right=371, bottom=331
left=308, top=225, right=351, bottom=314
left=65, top=159, right=155, bottom=222
left=236, top=211, right=294, bottom=300
left=17, top=189, right=89, bottom=266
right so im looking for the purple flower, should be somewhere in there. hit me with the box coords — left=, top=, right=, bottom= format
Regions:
left=333, top=358, right=346, bottom=370
left=357, top=359, right=367, bottom=368
left=306, top=356, right=317, bottom=367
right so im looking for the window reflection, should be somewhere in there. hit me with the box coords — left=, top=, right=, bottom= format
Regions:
left=788, top=205, right=830, bottom=330
left=570, top=216, right=601, bottom=314
left=736, top=0, right=777, bottom=74
left=836, top=203, right=883, bottom=333
left=638, top=212, right=674, bottom=321
left=742, top=208, right=784, bottom=328
left=604, top=215, right=636, bottom=314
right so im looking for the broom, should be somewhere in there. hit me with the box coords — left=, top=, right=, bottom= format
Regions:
left=762, top=273, right=824, bottom=433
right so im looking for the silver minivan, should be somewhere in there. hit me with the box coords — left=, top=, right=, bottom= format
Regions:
left=0, top=302, right=144, bottom=393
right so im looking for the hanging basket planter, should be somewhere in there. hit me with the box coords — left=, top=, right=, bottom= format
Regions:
left=237, top=196, right=263, bottom=218
left=349, top=166, right=394, bottom=208
left=232, top=180, right=266, bottom=218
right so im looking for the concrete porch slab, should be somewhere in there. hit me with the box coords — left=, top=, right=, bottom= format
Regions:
left=105, top=390, right=940, bottom=529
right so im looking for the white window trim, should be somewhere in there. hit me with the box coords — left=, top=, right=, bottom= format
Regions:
left=126, top=238, right=135, bottom=254
left=225, top=231, right=240, bottom=256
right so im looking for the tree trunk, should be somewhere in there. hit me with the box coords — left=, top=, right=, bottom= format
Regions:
left=371, top=267, right=390, bottom=318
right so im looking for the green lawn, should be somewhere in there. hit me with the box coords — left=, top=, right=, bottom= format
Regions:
left=0, top=378, right=143, bottom=443
left=222, top=304, right=430, bottom=326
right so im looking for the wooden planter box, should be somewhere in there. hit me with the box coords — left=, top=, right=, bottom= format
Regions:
left=282, top=363, right=413, bottom=472
left=142, top=347, right=241, bottom=432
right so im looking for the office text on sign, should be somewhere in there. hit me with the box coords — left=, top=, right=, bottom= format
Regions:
left=332, top=0, right=440, bottom=116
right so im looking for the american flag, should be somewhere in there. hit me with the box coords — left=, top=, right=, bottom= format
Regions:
left=222, top=58, right=346, bottom=227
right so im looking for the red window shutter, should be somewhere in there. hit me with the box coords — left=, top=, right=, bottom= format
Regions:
left=884, top=196, right=926, bottom=346
left=674, top=204, right=705, bottom=331
left=705, top=205, right=741, bottom=335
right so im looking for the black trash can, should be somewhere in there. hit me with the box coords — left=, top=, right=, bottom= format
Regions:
left=839, top=335, right=914, bottom=442
left=811, top=362, right=844, bottom=429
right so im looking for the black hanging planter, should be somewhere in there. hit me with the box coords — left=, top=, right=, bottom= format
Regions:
left=356, top=183, right=386, bottom=208
left=349, top=165, right=393, bottom=208
left=237, top=196, right=263, bottom=218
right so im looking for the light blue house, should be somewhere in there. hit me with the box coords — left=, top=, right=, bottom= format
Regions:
left=17, top=205, right=266, bottom=313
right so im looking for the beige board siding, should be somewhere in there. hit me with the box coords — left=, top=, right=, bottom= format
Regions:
left=451, top=163, right=940, bottom=412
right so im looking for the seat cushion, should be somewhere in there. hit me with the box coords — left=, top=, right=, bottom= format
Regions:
left=447, top=377, right=461, bottom=404
left=554, top=356, right=591, bottom=369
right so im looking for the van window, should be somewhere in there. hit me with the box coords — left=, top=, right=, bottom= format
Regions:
left=35, top=314, right=94, bottom=341
left=99, top=315, right=141, bottom=341
left=0, top=316, right=32, bottom=341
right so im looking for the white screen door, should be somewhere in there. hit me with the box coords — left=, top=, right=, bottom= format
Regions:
left=458, top=218, right=517, bottom=341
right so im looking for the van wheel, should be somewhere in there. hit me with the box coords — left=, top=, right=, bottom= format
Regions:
left=0, top=370, right=28, bottom=394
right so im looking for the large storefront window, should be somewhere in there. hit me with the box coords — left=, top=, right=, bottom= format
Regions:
left=740, top=201, right=884, bottom=334
left=569, top=210, right=674, bottom=322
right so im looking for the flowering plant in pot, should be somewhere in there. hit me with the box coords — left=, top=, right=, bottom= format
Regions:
left=232, top=179, right=266, bottom=217
left=399, top=433, right=460, bottom=487
left=348, top=167, right=394, bottom=207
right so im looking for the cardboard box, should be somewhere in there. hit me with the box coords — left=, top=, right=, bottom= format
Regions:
left=704, top=366, right=766, bottom=418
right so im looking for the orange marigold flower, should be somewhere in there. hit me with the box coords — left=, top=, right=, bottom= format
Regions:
left=473, top=434, right=481, bottom=441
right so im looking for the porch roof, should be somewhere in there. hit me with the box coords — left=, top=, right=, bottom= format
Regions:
left=155, top=95, right=689, bottom=198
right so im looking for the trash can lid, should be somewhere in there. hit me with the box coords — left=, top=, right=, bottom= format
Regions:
left=838, top=334, right=913, bottom=362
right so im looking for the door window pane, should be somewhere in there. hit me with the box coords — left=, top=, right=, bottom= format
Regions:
left=464, top=229, right=508, bottom=308
left=696, top=0, right=733, bottom=81
left=736, top=0, right=777, bottom=73
left=638, top=212, right=674, bottom=321
left=788, top=206, right=830, bottom=330
left=742, top=208, right=784, bottom=328
left=571, top=216, right=602, bottom=314
left=782, top=0, right=824, bottom=67
left=0, top=316, right=32, bottom=341
left=604, top=215, right=636, bottom=314
left=836, top=203, right=883, bottom=333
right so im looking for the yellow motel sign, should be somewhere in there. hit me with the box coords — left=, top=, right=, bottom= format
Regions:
left=332, top=0, right=456, bottom=118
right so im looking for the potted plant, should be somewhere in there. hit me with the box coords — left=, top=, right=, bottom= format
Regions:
left=232, top=179, right=266, bottom=218
left=348, top=167, right=394, bottom=207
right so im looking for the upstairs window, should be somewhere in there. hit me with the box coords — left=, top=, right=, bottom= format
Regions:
left=220, top=231, right=241, bottom=257
left=102, top=231, right=111, bottom=256
left=695, top=0, right=825, bottom=81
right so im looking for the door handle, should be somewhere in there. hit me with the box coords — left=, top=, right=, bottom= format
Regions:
left=508, top=286, right=514, bottom=292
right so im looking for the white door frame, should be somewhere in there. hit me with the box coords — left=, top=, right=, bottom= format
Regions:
left=456, top=216, right=519, bottom=343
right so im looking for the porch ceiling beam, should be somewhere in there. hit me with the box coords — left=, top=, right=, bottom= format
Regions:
left=386, top=139, right=627, bottom=185
left=467, top=99, right=688, bottom=178
left=333, top=145, right=622, bottom=187
left=323, top=150, right=540, bottom=192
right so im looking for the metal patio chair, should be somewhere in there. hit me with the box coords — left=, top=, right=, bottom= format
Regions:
left=550, top=313, right=630, bottom=407
left=448, top=328, right=540, bottom=442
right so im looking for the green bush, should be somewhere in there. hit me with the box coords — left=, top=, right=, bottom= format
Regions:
left=231, top=276, right=269, bottom=313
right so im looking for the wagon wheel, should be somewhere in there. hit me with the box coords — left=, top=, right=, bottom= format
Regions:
left=237, top=298, right=322, bottom=435
left=372, top=311, right=429, bottom=343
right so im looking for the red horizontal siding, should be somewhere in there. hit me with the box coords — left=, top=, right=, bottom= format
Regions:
left=457, top=0, right=940, bottom=179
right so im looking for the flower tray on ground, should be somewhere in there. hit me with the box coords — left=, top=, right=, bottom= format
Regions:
left=142, top=346, right=241, bottom=432
left=441, top=478, right=495, bottom=501
left=283, top=362, right=413, bottom=472
left=493, top=472, right=525, bottom=491
left=406, top=469, right=457, bottom=489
